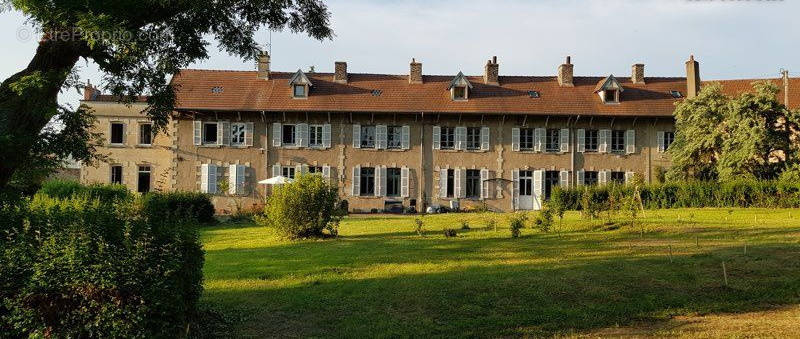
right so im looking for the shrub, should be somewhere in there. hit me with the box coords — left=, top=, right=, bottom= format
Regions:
left=39, top=180, right=131, bottom=204
left=259, top=174, right=343, bottom=239
left=0, top=194, right=204, bottom=338
left=485, top=218, right=497, bottom=232
left=533, top=206, right=554, bottom=232
left=141, top=191, right=215, bottom=225
left=414, top=217, right=425, bottom=236
left=508, top=212, right=527, bottom=238
left=459, top=220, right=470, bottom=230
left=443, top=228, right=458, bottom=237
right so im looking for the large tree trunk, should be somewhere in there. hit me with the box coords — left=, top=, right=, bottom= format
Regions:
left=0, top=35, right=88, bottom=189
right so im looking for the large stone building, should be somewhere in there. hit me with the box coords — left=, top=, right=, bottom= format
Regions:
left=80, top=55, right=799, bottom=212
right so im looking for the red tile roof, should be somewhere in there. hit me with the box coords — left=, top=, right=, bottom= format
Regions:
left=706, top=78, right=800, bottom=109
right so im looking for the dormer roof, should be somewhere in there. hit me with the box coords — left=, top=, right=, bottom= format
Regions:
left=448, top=71, right=473, bottom=90
left=288, top=69, right=312, bottom=87
left=594, top=74, right=624, bottom=93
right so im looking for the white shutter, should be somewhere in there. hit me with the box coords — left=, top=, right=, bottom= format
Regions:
left=512, top=169, right=520, bottom=210
left=455, top=127, right=467, bottom=151
left=459, top=168, right=467, bottom=198
left=559, top=170, right=569, bottom=188
left=300, top=164, right=309, bottom=175
left=401, top=125, right=410, bottom=150
left=272, top=164, right=281, bottom=177
left=200, top=164, right=209, bottom=192
left=322, top=124, right=332, bottom=149
left=352, top=166, right=361, bottom=196
left=245, top=122, right=254, bottom=147
left=625, top=171, right=635, bottom=184
left=560, top=128, right=569, bottom=153
left=297, top=123, right=309, bottom=148
left=480, top=168, right=489, bottom=200
left=576, top=129, right=585, bottom=153
left=576, top=170, right=585, bottom=186
left=432, top=126, right=441, bottom=150
left=535, top=128, right=545, bottom=152
left=207, top=165, right=217, bottom=194
left=122, top=123, right=127, bottom=145
left=401, top=166, right=410, bottom=197
left=322, top=165, right=331, bottom=181
left=193, top=121, right=202, bottom=145
left=220, top=121, right=230, bottom=146
left=375, top=166, right=385, bottom=197
left=599, top=129, right=610, bottom=153
left=295, top=164, right=302, bottom=177
left=454, top=168, right=463, bottom=198
left=439, top=169, right=448, bottom=198
left=657, top=131, right=665, bottom=153
left=626, top=130, right=636, bottom=154
left=272, top=123, right=282, bottom=147
left=376, top=125, right=387, bottom=149
left=599, top=170, right=609, bottom=185
left=511, top=128, right=520, bottom=151
left=352, top=124, right=361, bottom=148
left=481, top=127, right=490, bottom=151
left=228, top=165, right=237, bottom=195
left=533, top=170, right=544, bottom=209
left=237, top=165, right=245, bottom=194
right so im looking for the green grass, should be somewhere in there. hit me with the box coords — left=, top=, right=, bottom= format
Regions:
left=199, top=209, right=800, bottom=337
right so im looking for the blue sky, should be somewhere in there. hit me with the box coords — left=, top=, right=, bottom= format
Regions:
left=2, top=0, right=799, bottom=106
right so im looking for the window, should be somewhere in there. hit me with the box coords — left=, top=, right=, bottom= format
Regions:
left=137, top=165, right=151, bottom=193
left=663, top=131, right=675, bottom=151
left=360, top=125, right=376, bottom=148
left=139, top=123, right=152, bottom=145
left=466, top=127, right=481, bottom=150
left=282, top=124, right=296, bottom=145
left=604, top=89, right=617, bottom=103
left=282, top=166, right=296, bottom=179
left=293, top=85, right=306, bottom=98
left=611, top=171, right=625, bottom=184
left=670, top=90, right=682, bottom=98
left=453, top=86, right=467, bottom=100
left=520, top=128, right=534, bottom=150
left=387, top=126, right=402, bottom=149
left=231, top=123, right=246, bottom=146
left=387, top=168, right=401, bottom=197
left=583, top=171, right=598, bottom=186
left=203, top=122, right=218, bottom=144
left=309, top=125, right=323, bottom=147
left=611, top=130, right=625, bottom=153
left=446, top=169, right=455, bottom=197
left=360, top=167, right=375, bottom=196
left=584, top=129, right=598, bottom=152
left=546, top=129, right=560, bottom=152
left=519, top=170, right=533, bottom=195
left=465, top=169, right=481, bottom=198
left=110, top=122, right=124, bottom=144
left=544, top=171, right=560, bottom=199
left=110, top=165, right=123, bottom=184
left=308, top=166, right=323, bottom=174
left=440, top=127, right=455, bottom=150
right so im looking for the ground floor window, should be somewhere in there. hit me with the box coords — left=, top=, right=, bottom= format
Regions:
left=387, top=168, right=401, bottom=196
left=544, top=170, right=560, bottom=199
left=611, top=171, right=625, bottom=184
left=137, top=165, right=151, bottom=193
left=308, top=166, right=323, bottom=174
left=518, top=170, right=532, bottom=195
left=111, top=165, right=123, bottom=184
left=360, top=167, right=375, bottom=196
left=584, top=171, right=598, bottom=186
left=446, top=169, right=455, bottom=197
left=466, top=169, right=481, bottom=198
left=282, top=166, right=296, bottom=179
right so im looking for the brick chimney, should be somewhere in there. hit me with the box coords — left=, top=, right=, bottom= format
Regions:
left=334, top=61, right=348, bottom=84
left=409, top=58, right=422, bottom=84
left=631, top=63, right=645, bottom=84
left=257, top=51, right=270, bottom=80
left=484, top=56, right=499, bottom=85
left=686, top=55, right=700, bottom=98
left=83, top=79, right=99, bottom=101
left=558, top=56, right=574, bottom=87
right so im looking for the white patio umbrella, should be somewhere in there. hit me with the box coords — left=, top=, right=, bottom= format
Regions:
left=258, top=175, right=294, bottom=185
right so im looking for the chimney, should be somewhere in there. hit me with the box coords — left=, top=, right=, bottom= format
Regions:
left=558, top=56, right=574, bottom=87
left=484, top=56, right=499, bottom=85
left=686, top=55, right=700, bottom=98
left=83, top=79, right=99, bottom=101
left=631, top=63, right=645, bottom=84
left=334, top=61, right=348, bottom=84
left=257, top=51, right=270, bottom=80
left=409, top=58, right=422, bottom=84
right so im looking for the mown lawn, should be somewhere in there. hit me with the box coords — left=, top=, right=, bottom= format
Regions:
left=198, top=209, right=800, bottom=337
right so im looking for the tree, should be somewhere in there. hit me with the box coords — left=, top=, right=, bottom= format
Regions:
left=668, top=81, right=800, bottom=181
left=258, top=174, right=343, bottom=239
left=0, top=0, right=333, bottom=190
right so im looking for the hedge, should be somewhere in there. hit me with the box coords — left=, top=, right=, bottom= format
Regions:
left=0, top=189, right=206, bottom=337
left=140, top=191, right=216, bottom=225
left=551, top=179, right=800, bottom=210
left=39, top=180, right=132, bottom=204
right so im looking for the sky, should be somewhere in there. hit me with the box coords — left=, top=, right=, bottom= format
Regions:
left=2, top=0, right=799, bottom=107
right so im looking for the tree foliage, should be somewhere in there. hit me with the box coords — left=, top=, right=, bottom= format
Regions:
left=668, top=81, right=800, bottom=181
left=258, top=174, right=343, bottom=239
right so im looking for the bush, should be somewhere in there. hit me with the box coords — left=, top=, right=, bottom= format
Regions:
left=443, top=228, right=458, bottom=237
left=414, top=217, right=425, bottom=236
left=39, top=180, right=131, bottom=204
left=258, top=174, right=343, bottom=239
left=533, top=206, right=554, bottom=232
left=459, top=220, right=470, bottom=230
left=141, top=191, right=216, bottom=225
left=0, top=193, right=204, bottom=337
left=508, top=212, right=527, bottom=238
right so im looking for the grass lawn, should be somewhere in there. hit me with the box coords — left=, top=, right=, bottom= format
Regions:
left=198, top=209, right=800, bottom=337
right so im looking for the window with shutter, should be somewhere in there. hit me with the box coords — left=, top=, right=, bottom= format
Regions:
left=231, top=123, right=246, bottom=146
left=202, top=122, right=218, bottom=145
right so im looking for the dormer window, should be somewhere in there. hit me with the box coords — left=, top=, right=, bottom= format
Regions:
left=288, top=69, right=312, bottom=99
left=594, top=74, right=623, bottom=104
left=448, top=71, right=473, bottom=101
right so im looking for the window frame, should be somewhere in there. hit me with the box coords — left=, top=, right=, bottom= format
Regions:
left=466, top=127, right=481, bottom=150
left=360, top=167, right=375, bottom=196
left=446, top=169, right=455, bottom=197
left=360, top=125, right=376, bottom=148
left=465, top=169, right=481, bottom=199
left=202, top=122, right=219, bottom=145
left=663, top=131, right=675, bottom=151
left=584, top=129, right=599, bottom=152
left=453, top=86, right=467, bottom=100
left=282, top=166, right=296, bottom=179
left=583, top=171, right=598, bottom=186
left=110, top=122, right=124, bottom=145
left=309, top=124, right=324, bottom=147
left=281, top=124, right=297, bottom=146
left=293, top=84, right=307, bottom=98
left=110, top=165, right=123, bottom=184
left=520, top=128, right=535, bottom=151
left=138, top=123, right=153, bottom=146
left=137, top=165, right=151, bottom=193
left=611, top=130, right=626, bottom=153
left=308, top=166, right=323, bottom=174
left=604, top=89, right=618, bottom=103
left=440, top=127, right=455, bottom=150
left=545, top=129, right=561, bottom=153
left=386, top=167, right=401, bottom=197
left=544, top=170, right=560, bottom=200
left=610, top=171, right=625, bottom=184
left=387, top=126, right=402, bottom=149
left=230, top=122, right=246, bottom=146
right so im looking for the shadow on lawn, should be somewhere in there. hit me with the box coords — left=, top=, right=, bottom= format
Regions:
left=199, top=234, right=800, bottom=337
